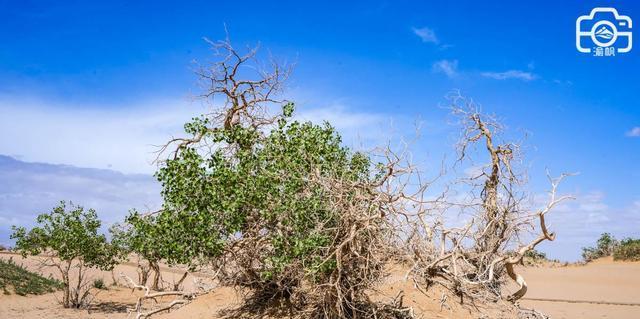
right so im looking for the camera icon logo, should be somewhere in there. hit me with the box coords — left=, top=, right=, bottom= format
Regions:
left=576, top=7, right=632, bottom=56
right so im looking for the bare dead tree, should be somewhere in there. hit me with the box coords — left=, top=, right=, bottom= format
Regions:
left=155, top=35, right=292, bottom=163
left=406, top=93, right=573, bottom=304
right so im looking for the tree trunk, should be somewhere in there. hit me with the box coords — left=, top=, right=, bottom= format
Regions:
left=58, top=260, right=73, bottom=308
left=173, top=271, right=189, bottom=291
left=150, top=261, right=161, bottom=291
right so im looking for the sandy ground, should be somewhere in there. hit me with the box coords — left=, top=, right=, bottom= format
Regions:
left=519, top=257, right=640, bottom=319
left=1, top=253, right=639, bottom=318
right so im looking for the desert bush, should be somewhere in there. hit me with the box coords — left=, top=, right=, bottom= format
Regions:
left=613, top=238, right=640, bottom=261
left=93, top=278, right=107, bottom=290
left=149, top=105, right=399, bottom=317
left=0, top=258, right=63, bottom=295
left=524, top=249, right=547, bottom=260
left=133, top=38, right=416, bottom=319
left=581, top=232, right=619, bottom=262
left=11, top=201, right=118, bottom=308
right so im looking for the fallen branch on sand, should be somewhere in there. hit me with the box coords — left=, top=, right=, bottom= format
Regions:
left=120, top=273, right=195, bottom=319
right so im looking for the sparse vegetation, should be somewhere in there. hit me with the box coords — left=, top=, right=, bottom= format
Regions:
left=582, top=233, right=619, bottom=262
left=613, top=238, right=640, bottom=261
left=524, top=249, right=547, bottom=261
left=0, top=258, right=63, bottom=296
left=92, top=278, right=107, bottom=290
left=582, top=233, right=640, bottom=262
left=109, top=38, right=571, bottom=319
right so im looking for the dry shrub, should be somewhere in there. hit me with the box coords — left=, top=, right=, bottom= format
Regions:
left=403, top=94, right=572, bottom=304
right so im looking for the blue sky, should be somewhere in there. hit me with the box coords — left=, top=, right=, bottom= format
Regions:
left=0, top=0, right=638, bottom=260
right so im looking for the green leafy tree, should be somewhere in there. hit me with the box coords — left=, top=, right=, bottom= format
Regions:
left=11, top=201, right=118, bottom=308
left=110, top=214, right=168, bottom=290
left=127, top=39, right=404, bottom=317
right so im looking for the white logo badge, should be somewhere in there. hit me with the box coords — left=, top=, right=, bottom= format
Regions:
left=577, top=8, right=632, bottom=56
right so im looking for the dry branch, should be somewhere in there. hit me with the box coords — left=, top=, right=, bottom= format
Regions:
left=120, top=273, right=194, bottom=319
left=406, top=93, right=573, bottom=304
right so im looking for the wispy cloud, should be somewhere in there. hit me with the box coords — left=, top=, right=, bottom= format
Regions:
left=626, top=127, right=640, bottom=137
left=0, top=95, right=204, bottom=174
left=553, top=79, right=573, bottom=86
left=0, top=94, right=410, bottom=174
left=481, top=70, right=537, bottom=81
left=432, top=60, right=458, bottom=78
left=412, top=27, right=439, bottom=44
left=293, top=101, right=420, bottom=151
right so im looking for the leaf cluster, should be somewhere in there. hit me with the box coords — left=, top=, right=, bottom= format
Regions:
left=142, top=103, right=376, bottom=281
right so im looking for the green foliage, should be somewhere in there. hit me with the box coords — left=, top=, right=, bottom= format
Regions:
left=0, top=258, right=63, bottom=296
left=613, top=238, right=640, bottom=261
left=11, top=201, right=118, bottom=271
left=11, top=202, right=119, bottom=308
left=144, top=102, right=378, bottom=283
left=92, top=278, right=107, bottom=290
left=110, top=214, right=161, bottom=264
left=582, top=232, right=619, bottom=262
left=582, top=233, right=640, bottom=262
left=524, top=249, right=547, bottom=260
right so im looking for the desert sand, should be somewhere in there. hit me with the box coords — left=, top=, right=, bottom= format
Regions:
left=519, top=257, right=640, bottom=319
left=1, top=253, right=639, bottom=319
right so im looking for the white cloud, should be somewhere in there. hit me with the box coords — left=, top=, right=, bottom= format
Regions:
left=432, top=60, right=458, bottom=78
left=481, top=70, right=537, bottom=81
left=539, top=190, right=640, bottom=261
left=0, top=95, right=206, bottom=174
left=294, top=103, right=415, bottom=151
left=412, top=27, right=439, bottom=44
left=0, top=94, right=408, bottom=174
left=626, top=127, right=640, bottom=137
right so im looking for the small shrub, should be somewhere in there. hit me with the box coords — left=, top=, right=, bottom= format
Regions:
left=613, top=238, right=640, bottom=261
left=0, top=258, right=63, bottom=296
left=93, top=278, right=107, bottom=290
left=524, top=249, right=547, bottom=260
left=523, top=249, right=548, bottom=266
left=582, top=233, right=619, bottom=262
